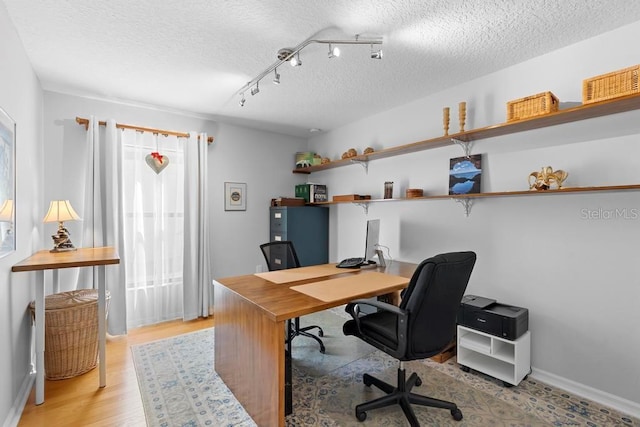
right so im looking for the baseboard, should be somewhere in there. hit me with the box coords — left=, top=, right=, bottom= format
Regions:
left=531, top=368, right=640, bottom=419
left=2, top=372, right=34, bottom=427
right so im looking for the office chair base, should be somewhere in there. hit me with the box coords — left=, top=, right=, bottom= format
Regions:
left=287, top=319, right=326, bottom=353
left=355, top=368, right=463, bottom=425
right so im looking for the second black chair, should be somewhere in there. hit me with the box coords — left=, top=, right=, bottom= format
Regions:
left=260, top=240, right=326, bottom=353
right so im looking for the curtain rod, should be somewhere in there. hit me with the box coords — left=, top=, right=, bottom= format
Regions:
left=75, top=117, right=214, bottom=144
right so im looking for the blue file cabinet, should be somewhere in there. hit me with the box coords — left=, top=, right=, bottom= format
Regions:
left=269, top=206, right=329, bottom=267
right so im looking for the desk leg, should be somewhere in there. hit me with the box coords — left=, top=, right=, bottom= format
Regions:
left=97, top=265, right=106, bottom=388
left=35, top=270, right=45, bottom=405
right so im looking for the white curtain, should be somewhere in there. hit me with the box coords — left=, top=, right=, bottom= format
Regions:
left=122, top=130, right=185, bottom=328
left=183, top=132, right=212, bottom=319
left=77, top=118, right=127, bottom=335
left=79, top=120, right=209, bottom=330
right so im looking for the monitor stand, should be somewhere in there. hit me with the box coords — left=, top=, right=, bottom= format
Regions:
left=375, top=249, right=386, bottom=267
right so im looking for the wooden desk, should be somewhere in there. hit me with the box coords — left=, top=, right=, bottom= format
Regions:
left=12, top=247, right=120, bottom=405
left=213, top=261, right=416, bottom=427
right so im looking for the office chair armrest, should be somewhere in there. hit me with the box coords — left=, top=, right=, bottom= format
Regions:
left=345, top=299, right=407, bottom=344
left=346, top=299, right=404, bottom=316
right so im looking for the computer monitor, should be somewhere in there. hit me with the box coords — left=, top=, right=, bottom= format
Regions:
left=364, top=219, right=380, bottom=262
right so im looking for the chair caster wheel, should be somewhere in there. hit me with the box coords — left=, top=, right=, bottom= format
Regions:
left=318, top=329, right=324, bottom=337
left=319, top=346, right=326, bottom=354
left=362, top=374, right=373, bottom=387
left=356, top=409, right=367, bottom=422
left=415, top=377, right=422, bottom=387
left=451, top=408, right=463, bottom=421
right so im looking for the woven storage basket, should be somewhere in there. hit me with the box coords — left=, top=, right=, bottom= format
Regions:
left=29, top=289, right=110, bottom=380
left=583, top=64, right=640, bottom=104
left=507, top=91, right=559, bottom=122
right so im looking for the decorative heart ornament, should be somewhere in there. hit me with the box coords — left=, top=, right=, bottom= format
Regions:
left=145, top=152, right=170, bottom=174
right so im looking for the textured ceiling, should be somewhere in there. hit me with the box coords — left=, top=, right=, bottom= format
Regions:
left=4, top=0, right=640, bottom=137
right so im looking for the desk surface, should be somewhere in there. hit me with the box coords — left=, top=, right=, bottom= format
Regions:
left=215, top=261, right=416, bottom=322
left=12, top=246, right=120, bottom=272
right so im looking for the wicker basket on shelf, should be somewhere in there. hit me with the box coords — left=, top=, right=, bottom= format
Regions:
left=583, top=64, right=640, bottom=104
left=507, top=91, right=559, bottom=122
left=29, top=289, right=110, bottom=380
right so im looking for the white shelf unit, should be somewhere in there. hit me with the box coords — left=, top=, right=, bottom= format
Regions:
left=457, top=325, right=531, bottom=386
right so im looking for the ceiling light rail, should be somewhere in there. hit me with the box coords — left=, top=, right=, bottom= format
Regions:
left=237, top=35, right=383, bottom=107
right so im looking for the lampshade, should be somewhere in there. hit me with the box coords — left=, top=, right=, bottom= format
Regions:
left=0, top=199, right=13, bottom=222
left=43, top=200, right=81, bottom=223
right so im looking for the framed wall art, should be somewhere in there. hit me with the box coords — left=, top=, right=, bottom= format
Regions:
left=224, top=182, right=246, bottom=211
left=449, top=154, right=482, bottom=195
left=0, top=106, right=16, bottom=258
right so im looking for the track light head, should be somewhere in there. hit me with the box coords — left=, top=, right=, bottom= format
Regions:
left=250, top=83, right=260, bottom=96
left=370, top=46, right=383, bottom=59
left=273, top=69, right=280, bottom=85
left=328, top=44, right=340, bottom=59
left=290, top=53, right=302, bottom=67
left=239, top=93, right=245, bottom=107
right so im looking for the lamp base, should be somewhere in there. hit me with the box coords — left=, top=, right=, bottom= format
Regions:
left=50, top=246, right=77, bottom=253
left=50, top=225, right=77, bottom=252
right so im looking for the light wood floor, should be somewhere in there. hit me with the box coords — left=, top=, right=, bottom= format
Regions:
left=18, top=316, right=214, bottom=427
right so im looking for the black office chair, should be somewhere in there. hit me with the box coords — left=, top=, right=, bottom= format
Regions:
left=260, top=240, right=326, bottom=353
left=343, top=251, right=476, bottom=426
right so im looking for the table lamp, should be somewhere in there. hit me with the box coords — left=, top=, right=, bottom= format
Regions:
left=43, top=200, right=81, bottom=252
left=0, top=199, right=14, bottom=249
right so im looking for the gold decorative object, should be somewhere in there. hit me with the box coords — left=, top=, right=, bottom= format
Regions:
left=364, top=147, right=374, bottom=154
left=528, top=166, right=568, bottom=190
left=321, top=157, right=330, bottom=164
left=347, top=148, right=357, bottom=157
left=443, top=107, right=450, bottom=136
left=458, top=102, right=466, bottom=132
left=341, top=152, right=348, bottom=159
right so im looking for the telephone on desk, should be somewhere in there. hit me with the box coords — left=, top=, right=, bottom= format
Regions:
left=336, top=258, right=377, bottom=269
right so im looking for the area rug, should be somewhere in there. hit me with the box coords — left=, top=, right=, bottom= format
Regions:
left=132, top=309, right=638, bottom=426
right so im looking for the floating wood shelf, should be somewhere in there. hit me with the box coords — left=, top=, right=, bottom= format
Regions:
left=309, top=184, right=640, bottom=207
left=293, top=92, right=640, bottom=174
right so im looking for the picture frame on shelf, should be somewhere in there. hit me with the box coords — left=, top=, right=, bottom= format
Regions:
left=224, top=182, right=247, bottom=211
left=449, top=154, right=482, bottom=195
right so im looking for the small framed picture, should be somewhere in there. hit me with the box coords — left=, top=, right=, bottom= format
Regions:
left=224, top=182, right=246, bottom=211
left=449, top=154, right=482, bottom=195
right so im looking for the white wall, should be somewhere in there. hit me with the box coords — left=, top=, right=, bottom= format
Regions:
left=0, top=3, right=44, bottom=426
left=309, top=21, right=640, bottom=415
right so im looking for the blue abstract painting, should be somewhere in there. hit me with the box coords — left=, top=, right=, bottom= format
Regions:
left=449, top=154, right=482, bottom=195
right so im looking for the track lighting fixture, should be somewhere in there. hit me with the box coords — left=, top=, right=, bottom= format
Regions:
left=236, top=34, right=382, bottom=107
left=370, top=44, right=383, bottom=59
left=290, top=53, right=302, bottom=67
left=328, top=44, right=340, bottom=59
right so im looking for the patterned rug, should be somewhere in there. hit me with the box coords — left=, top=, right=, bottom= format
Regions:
left=132, top=309, right=638, bottom=426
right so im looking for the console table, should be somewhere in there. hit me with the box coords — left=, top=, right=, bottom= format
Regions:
left=12, top=246, right=120, bottom=405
